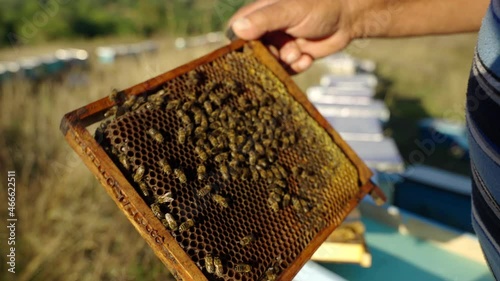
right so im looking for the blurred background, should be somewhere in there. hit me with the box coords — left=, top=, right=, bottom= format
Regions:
left=0, top=0, right=488, bottom=280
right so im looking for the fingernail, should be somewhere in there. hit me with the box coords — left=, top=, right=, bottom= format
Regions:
left=285, top=52, right=300, bottom=64
left=297, top=59, right=310, bottom=71
left=232, top=18, right=251, bottom=31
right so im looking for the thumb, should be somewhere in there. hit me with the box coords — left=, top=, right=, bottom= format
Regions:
left=231, top=1, right=303, bottom=40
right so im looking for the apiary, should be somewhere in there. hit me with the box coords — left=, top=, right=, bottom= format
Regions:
left=60, top=39, right=384, bottom=281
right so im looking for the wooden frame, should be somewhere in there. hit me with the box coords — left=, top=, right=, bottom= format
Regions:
left=60, top=39, right=385, bottom=280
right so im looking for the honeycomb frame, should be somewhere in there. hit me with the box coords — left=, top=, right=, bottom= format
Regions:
left=60, top=40, right=384, bottom=281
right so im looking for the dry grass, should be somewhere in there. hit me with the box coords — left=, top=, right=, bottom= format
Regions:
left=0, top=33, right=478, bottom=281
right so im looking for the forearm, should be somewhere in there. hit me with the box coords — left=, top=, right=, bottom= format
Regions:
left=347, top=0, right=490, bottom=38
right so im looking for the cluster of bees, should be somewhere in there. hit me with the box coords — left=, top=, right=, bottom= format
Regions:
left=98, top=50, right=347, bottom=280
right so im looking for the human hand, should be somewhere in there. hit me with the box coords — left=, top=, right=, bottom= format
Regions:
left=228, top=0, right=354, bottom=73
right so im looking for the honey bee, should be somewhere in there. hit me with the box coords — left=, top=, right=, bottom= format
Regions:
left=209, top=93, right=222, bottom=107
left=258, top=169, right=267, bottom=179
left=209, top=110, right=221, bottom=123
left=291, top=196, right=302, bottom=213
left=282, top=193, right=291, bottom=208
left=208, top=135, right=219, bottom=148
left=257, top=159, right=268, bottom=169
left=239, top=234, right=255, bottom=247
left=187, top=70, right=201, bottom=86
left=271, top=128, right=282, bottom=138
left=185, top=123, right=194, bottom=136
left=197, top=184, right=212, bottom=197
left=271, top=166, right=282, bottom=179
left=252, top=131, right=261, bottom=141
left=271, top=187, right=284, bottom=196
left=262, top=112, right=273, bottom=121
left=195, top=146, right=208, bottom=161
left=281, top=136, right=290, bottom=148
left=215, top=152, right=228, bottom=163
left=270, top=191, right=281, bottom=202
left=140, top=101, right=158, bottom=111
left=276, top=164, right=288, bottom=178
left=300, top=199, right=310, bottom=213
left=235, top=264, right=251, bottom=273
left=198, top=91, right=209, bottom=103
left=148, top=89, right=167, bottom=105
left=214, top=256, right=223, bottom=277
left=217, top=89, right=229, bottom=100
left=251, top=168, right=260, bottom=181
left=268, top=197, right=280, bottom=212
left=242, top=140, right=252, bottom=154
left=264, top=267, right=277, bottom=281
left=177, top=127, right=187, bottom=144
left=227, top=130, right=236, bottom=144
left=119, top=154, right=129, bottom=170
left=219, top=109, right=227, bottom=120
left=166, top=99, right=181, bottom=110
left=219, top=164, right=230, bottom=181
left=139, top=181, right=149, bottom=196
left=237, top=96, right=248, bottom=108
left=185, top=91, right=197, bottom=101
left=255, top=122, right=264, bottom=134
left=248, top=151, right=257, bottom=165
left=212, top=194, right=229, bottom=208
left=275, top=179, right=286, bottom=188
left=203, top=101, right=213, bottom=115
left=209, top=121, right=222, bottom=130
left=179, top=219, right=194, bottom=232
left=269, top=172, right=276, bottom=183
left=157, top=192, right=174, bottom=204
left=109, top=88, right=121, bottom=103
left=205, top=254, right=215, bottom=274
left=174, top=168, right=187, bottom=184
left=104, top=105, right=118, bottom=118
left=227, top=116, right=236, bottom=129
left=122, top=95, right=137, bottom=110
left=251, top=97, right=259, bottom=107
left=180, top=114, right=191, bottom=126
left=151, top=203, right=162, bottom=219
left=228, top=159, right=239, bottom=169
left=131, top=96, right=146, bottom=111
left=271, top=139, right=279, bottom=150
left=194, top=126, right=206, bottom=136
left=165, top=213, right=178, bottom=231
left=200, top=114, right=208, bottom=129
left=228, top=143, right=238, bottom=152
left=226, top=80, right=238, bottom=91
left=216, top=135, right=227, bottom=149
left=161, top=218, right=169, bottom=228
left=133, top=165, right=146, bottom=182
left=240, top=167, right=250, bottom=180
left=236, top=136, right=246, bottom=147
left=197, top=164, right=206, bottom=180
left=192, top=107, right=203, bottom=124
left=158, top=159, right=172, bottom=175
left=205, top=80, right=218, bottom=92
left=147, top=128, right=164, bottom=143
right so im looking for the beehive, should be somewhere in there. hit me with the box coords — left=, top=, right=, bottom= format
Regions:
left=61, top=40, right=384, bottom=281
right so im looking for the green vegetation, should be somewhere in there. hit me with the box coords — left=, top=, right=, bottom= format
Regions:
left=0, top=0, right=249, bottom=48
